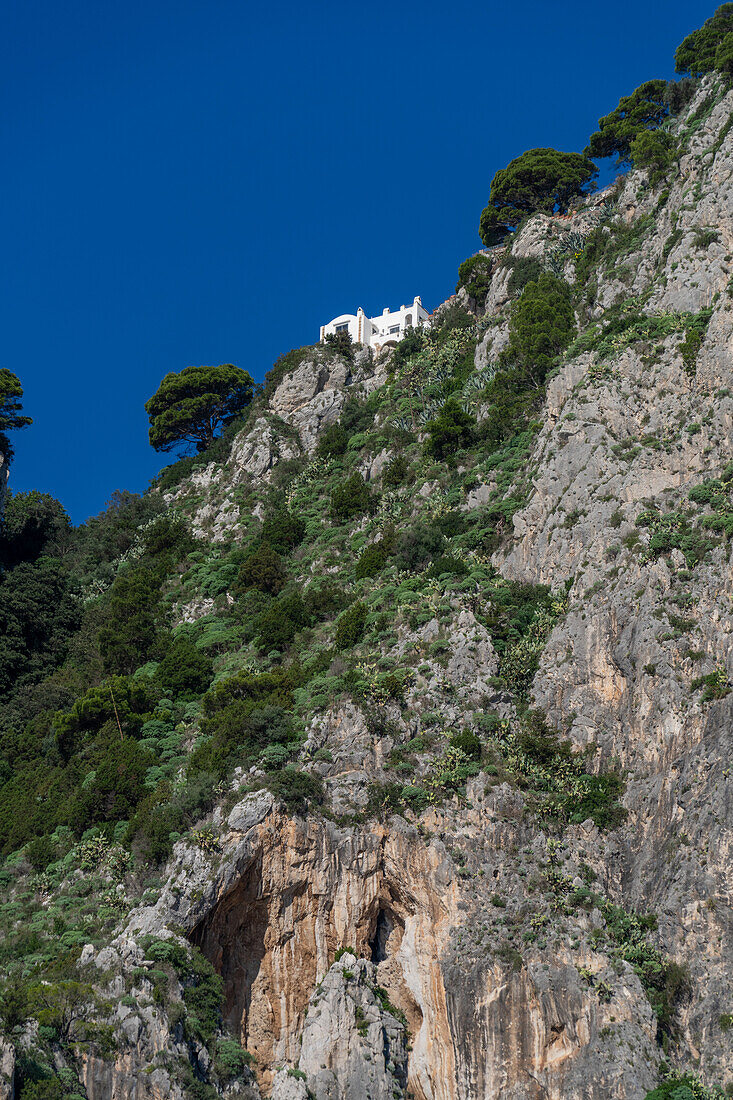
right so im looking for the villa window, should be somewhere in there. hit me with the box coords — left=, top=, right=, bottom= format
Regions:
left=335, top=323, right=349, bottom=333
left=389, top=325, right=400, bottom=334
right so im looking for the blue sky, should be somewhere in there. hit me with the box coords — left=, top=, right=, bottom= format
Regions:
left=2, top=0, right=715, bottom=523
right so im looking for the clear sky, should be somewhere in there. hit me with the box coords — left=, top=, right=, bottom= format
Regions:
left=2, top=0, right=715, bottom=523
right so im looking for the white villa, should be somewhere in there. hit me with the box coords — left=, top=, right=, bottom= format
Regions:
left=320, top=295, right=430, bottom=353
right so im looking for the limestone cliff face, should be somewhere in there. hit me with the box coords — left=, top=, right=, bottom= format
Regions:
left=116, top=787, right=658, bottom=1100
left=161, top=79, right=729, bottom=1095
left=0, top=1040, right=14, bottom=1100
left=494, top=75, right=733, bottom=1087
left=9, top=75, right=732, bottom=1100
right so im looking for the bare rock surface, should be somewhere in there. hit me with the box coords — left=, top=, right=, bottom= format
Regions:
left=271, top=348, right=386, bottom=452
left=117, top=789, right=661, bottom=1100
left=295, top=953, right=408, bottom=1100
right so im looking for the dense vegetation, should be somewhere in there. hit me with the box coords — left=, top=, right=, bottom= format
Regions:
left=675, top=3, right=733, bottom=77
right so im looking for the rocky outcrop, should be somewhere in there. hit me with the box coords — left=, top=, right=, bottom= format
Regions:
left=271, top=348, right=386, bottom=453
left=492, top=75, right=733, bottom=1088
left=117, top=788, right=660, bottom=1100
left=228, top=416, right=302, bottom=481
left=163, top=415, right=302, bottom=541
left=0, top=1040, right=14, bottom=1100
left=293, top=953, right=408, bottom=1100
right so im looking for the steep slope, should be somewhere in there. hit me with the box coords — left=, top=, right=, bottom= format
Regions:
left=1, top=69, right=732, bottom=1100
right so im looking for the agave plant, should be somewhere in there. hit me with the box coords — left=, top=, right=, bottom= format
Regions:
left=415, top=400, right=443, bottom=426
left=563, top=231, right=588, bottom=254
left=545, top=248, right=566, bottom=275
left=463, top=363, right=497, bottom=396
left=390, top=415, right=413, bottom=433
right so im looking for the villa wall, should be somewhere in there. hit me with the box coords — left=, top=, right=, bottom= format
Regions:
left=320, top=296, right=430, bottom=351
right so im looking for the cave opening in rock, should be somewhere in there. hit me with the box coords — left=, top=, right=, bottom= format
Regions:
left=370, top=905, right=399, bottom=963
left=189, top=857, right=268, bottom=1046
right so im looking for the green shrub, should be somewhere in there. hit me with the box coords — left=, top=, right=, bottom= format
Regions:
left=156, top=635, right=214, bottom=698
left=355, top=541, right=391, bottom=579
left=390, top=327, right=427, bottom=372
left=335, top=602, right=367, bottom=650
left=434, top=509, right=467, bottom=537
left=425, top=399, right=475, bottom=461
left=693, top=227, right=720, bottom=250
left=334, top=946, right=358, bottom=961
left=202, top=668, right=296, bottom=723
left=381, top=453, right=410, bottom=489
left=506, top=273, right=575, bottom=387
left=143, top=515, right=198, bottom=564
left=25, top=834, right=58, bottom=872
left=395, top=521, right=445, bottom=571
left=661, top=227, right=684, bottom=263
left=571, top=773, right=627, bottom=829
left=52, top=676, right=155, bottom=763
left=19, top=1080, right=67, bottom=1100
left=644, top=1077, right=714, bottom=1100
left=316, top=423, right=348, bottom=458
left=506, top=256, right=543, bottom=295
left=74, top=736, right=155, bottom=830
left=324, top=330, right=354, bottom=362
left=456, top=254, right=493, bottom=302
left=142, top=938, right=223, bottom=1044
left=427, top=554, right=469, bottom=579
left=261, top=510, right=306, bottom=555
left=517, top=711, right=571, bottom=766
left=154, top=452, right=201, bottom=491
left=330, top=475, right=376, bottom=522
left=630, top=131, right=678, bottom=183
left=449, top=729, right=482, bottom=761
left=235, top=543, right=288, bottom=596
left=266, top=766, right=324, bottom=814
left=0, top=491, right=71, bottom=569
left=303, top=579, right=351, bottom=621
left=97, top=565, right=166, bottom=676
left=636, top=508, right=715, bottom=567
left=429, top=303, right=474, bottom=344
left=186, top=668, right=300, bottom=777
left=255, top=590, right=310, bottom=651
left=127, top=787, right=184, bottom=863
left=340, top=394, right=377, bottom=436
left=680, top=325, right=705, bottom=375
left=215, top=1039, right=252, bottom=1082
left=691, top=667, right=731, bottom=702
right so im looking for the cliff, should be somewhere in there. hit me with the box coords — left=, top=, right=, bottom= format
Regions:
left=1, top=71, right=733, bottom=1100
